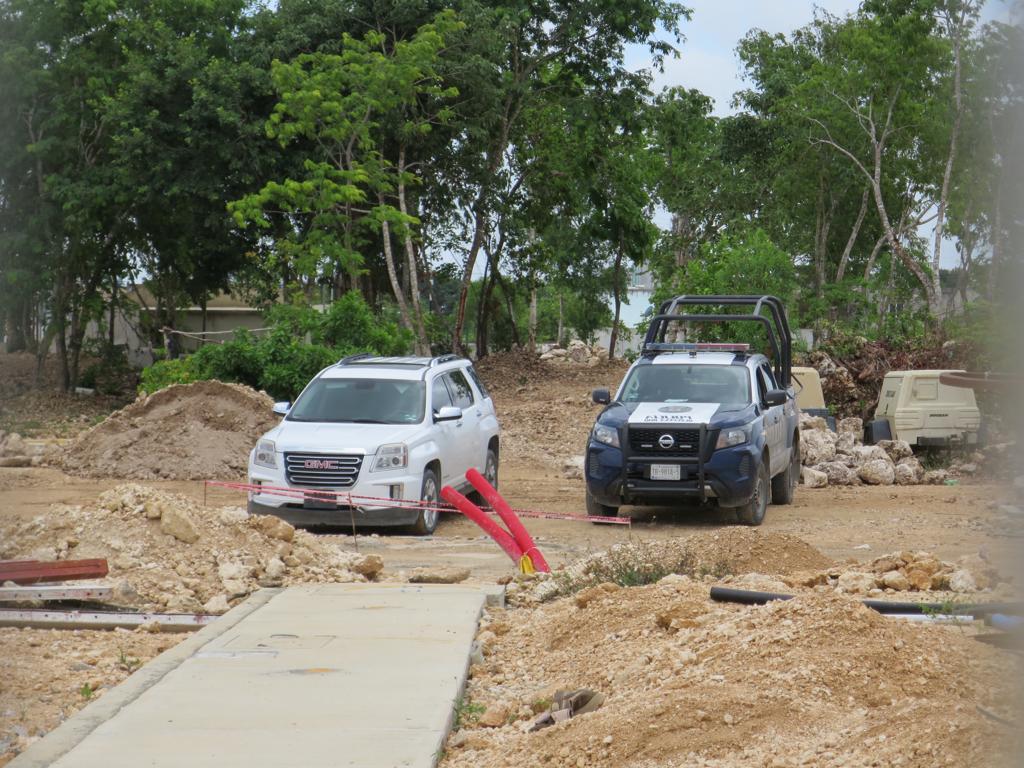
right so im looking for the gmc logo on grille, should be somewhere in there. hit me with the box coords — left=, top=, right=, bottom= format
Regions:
left=303, top=459, right=339, bottom=470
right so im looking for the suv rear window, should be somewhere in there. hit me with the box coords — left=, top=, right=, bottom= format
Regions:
left=444, top=371, right=475, bottom=409
left=287, top=379, right=425, bottom=424
left=466, top=366, right=490, bottom=399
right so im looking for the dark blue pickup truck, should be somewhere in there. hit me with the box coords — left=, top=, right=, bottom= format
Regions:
left=585, top=295, right=800, bottom=526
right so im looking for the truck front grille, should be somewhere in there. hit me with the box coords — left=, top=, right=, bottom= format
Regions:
left=284, top=453, right=363, bottom=488
left=628, top=428, right=701, bottom=457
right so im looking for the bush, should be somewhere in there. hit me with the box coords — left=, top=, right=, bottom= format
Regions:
left=139, top=358, right=199, bottom=394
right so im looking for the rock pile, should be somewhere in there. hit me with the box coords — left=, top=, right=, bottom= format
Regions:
left=539, top=340, right=609, bottom=367
left=0, top=431, right=56, bottom=468
left=0, top=484, right=382, bottom=615
left=789, top=549, right=1002, bottom=595
left=798, top=413, right=931, bottom=487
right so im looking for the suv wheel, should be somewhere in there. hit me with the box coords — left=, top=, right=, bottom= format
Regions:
left=736, top=459, right=768, bottom=526
left=586, top=489, right=619, bottom=523
left=483, top=448, right=499, bottom=489
left=770, top=442, right=798, bottom=505
left=409, top=468, right=440, bottom=535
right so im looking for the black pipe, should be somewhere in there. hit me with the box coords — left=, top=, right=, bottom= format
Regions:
left=709, top=586, right=1024, bottom=617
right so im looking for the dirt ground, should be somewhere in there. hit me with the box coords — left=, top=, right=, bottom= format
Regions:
left=0, top=350, right=1021, bottom=765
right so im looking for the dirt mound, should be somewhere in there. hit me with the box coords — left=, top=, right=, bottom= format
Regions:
left=59, top=380, right=279, bottom=480
left=446, top=580, right=1020, bottom=768
left=0, top=484, right=382, bottom=614
left=476, top=350, right=629, bottom=465
left=518, top=530, right=834, bottom=603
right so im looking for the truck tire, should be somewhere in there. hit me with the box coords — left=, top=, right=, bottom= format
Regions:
left=471, top=448, right=499, bottom=505
left=586, top=490, right=619, bottom=523
left=736, top=459, right=769, bottom=526
left=409, top=468, right=440, bottom=535
left=770, top=442, right=798, bottom=506
left=864, top=419, right=892, bottom=445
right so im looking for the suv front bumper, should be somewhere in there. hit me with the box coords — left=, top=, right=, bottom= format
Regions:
left=585, top=439, right=759, bottom=509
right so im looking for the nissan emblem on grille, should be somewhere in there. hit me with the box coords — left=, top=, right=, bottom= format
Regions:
left=658, top=434, right=675, bottom=449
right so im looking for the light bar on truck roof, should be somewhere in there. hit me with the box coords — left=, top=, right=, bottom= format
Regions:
left=644, top=342, right=750, bottom=354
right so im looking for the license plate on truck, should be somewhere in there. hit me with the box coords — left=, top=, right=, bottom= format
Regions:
left=650, top=464, right=681, bottom=481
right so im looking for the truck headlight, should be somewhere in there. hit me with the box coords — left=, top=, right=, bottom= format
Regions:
left=592, top=423, right=620, bottom=448
left=371, top=443, right=408, bottom=472
left=715, top=427, right=749, bottom=450
left=254, top=439, right=277, bottom=469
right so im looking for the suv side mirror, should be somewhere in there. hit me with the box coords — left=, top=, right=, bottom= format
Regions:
left=273, top=401, right=291, bottom=416
left=592, top=388, right=610, bottom=405
left=435, top=406, right=463, bottom=422
left=765, top=389, right=788, bottom=407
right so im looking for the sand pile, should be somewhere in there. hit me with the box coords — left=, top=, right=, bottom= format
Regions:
left=0, top=484, right=382, bottom=615
left=59, top=381, right=279, bottom=480
left=445, top=579, right=1021, bottom=768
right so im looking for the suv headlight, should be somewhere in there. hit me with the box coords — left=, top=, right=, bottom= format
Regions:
left=371, top=443, right=408, bottom=472
left=254, top=439, right=277, bottom=469
left=715, top=427, right=750, bottom=450
left=591, top=423, right=620, bottom=448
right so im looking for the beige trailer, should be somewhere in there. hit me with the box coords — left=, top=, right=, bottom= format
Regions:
left=867, top=369, right=981, bottom=446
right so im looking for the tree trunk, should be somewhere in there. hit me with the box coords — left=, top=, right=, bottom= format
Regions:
left=378, top=194, right=413, bottom=334
left=475, top=253, right=492, bottom=359
left=835, top=188, right=870, bottom=283
left=528, top=277, right=538, bottom=352
left=557, top=292, right=564, bottom=347
left=609, top=247, right=624, bottom=360
left=397, top=147, right=429, bottom=354
left=931, top=3, right=967, bottom=304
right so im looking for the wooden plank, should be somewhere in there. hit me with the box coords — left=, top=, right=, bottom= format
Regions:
left=0, top=609, right=217, bottom=632
left=0, top=585, right=114, bottom=602
left=0, top=558, right=109, bottom=585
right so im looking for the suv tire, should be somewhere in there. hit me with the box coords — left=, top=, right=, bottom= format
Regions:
left=586, top=490, right=619, bottom=523
left=736, top=459, right=768, bottom=526
left=409, top=468, right=440, bottom=535
left=770, top=442, right=798, bottom=505
left=471, top=448, right=500, bottom=505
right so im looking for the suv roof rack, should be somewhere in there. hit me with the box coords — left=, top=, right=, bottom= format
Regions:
left=642, top=295, right=792, bottom=386
left=429, top=354, right=459, bottom=367
left=337, top=352, right=374, bottom=365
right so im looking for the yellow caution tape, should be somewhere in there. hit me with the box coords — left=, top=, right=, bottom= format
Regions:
left=518, top=554, right=536, bottom=575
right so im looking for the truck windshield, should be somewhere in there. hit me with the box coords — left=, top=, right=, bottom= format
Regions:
left=287, top=379, right=426, bottom=424
left=620, top=364, right=751, bottom=406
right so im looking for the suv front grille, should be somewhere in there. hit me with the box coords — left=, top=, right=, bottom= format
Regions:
left=284, top=453, right=363, bottom=488
left=628, top=428, right=701, bottom=457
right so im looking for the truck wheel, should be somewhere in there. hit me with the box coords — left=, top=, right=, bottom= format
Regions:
left=770, top=442, right=799, bottom=505
left=471, top=448, right=499, bottom=505
left=409, top=468, right=440, bottom=536
left=736, top=459, right=768, bottom=526
left=586, top=489, right=619, bottom=523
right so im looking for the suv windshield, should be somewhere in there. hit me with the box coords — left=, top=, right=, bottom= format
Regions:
left=287, top=378, right=425, bottom=424
left=620, top=364, right=751, bottom=406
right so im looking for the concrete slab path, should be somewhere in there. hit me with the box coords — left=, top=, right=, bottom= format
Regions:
left=13, top=583, right=490, bottom=768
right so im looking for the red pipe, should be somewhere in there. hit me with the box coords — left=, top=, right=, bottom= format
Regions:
left=466, top=469, right=550, bottom=573
left=440, top=486, right=524, bottom=564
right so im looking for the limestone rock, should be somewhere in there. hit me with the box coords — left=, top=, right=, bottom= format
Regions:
left=904, top=569, right=932, bottom=590
left=0, top=456, right=32, bottom=467
left=798, top=414, right=828, bottom=432
left=352, top=554, right=384, bottom=579
left=252, top=515, right=295, bottom=543
left=408, top=566, right=470, bottom=584
left=800, top=467, right=828, bottom=488
left=800, top=429, right=836, bottom=466
left=858, top=459, right=895, bottom=486
left=881, top=570, right=909, bottom=591
left=837, top=571, right=877, bottom=594
left=877, top=439, right=913, bottom=462
left=814, top=461, right=860, bottom=486
left=264, top=557, right=286, bottom=580
left=923, top=469, right=949, bottom=485
left=562, top=455, right=585, bottom=480
left=203, top=594, right=230, bottom=614
left=852, top=445, right=892, bottom=465
left=894, top=463, right=919, bottom=485
left=948, top=569, right=978, bottom=593
left=478, top=703, right=510, bottom=728
left=837, top=417, right=863, bottom=436
left=835, top=432, right=860, bottom=454
left=897, top=457, right=925, bottom=483
left=2, top=433, right=26, bottom=457
left=159, top=506, right=200, bottom=544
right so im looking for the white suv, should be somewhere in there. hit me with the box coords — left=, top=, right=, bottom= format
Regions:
left=247, top=354, right=500, bottom=534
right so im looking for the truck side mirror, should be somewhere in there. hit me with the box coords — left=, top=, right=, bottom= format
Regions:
left=592, top=388, right=610, bottom=405
left=765, top=389, right=788, bottom=407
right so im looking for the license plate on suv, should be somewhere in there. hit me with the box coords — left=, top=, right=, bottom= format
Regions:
left=650, top=464, right=681, bottom=481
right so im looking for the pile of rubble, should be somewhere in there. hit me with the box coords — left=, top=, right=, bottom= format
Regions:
left=444, top=576, right=1017, bottom=767
left=539, top=341, right=609, bottom=367
left=0, top=431, right=56, bottom=468
left=799, top=414, right=937, bottom=487
left=0, top=484, right=382, bottom=615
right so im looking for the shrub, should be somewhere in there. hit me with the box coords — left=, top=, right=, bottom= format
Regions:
left=139, top=358, right=198, bottom=394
